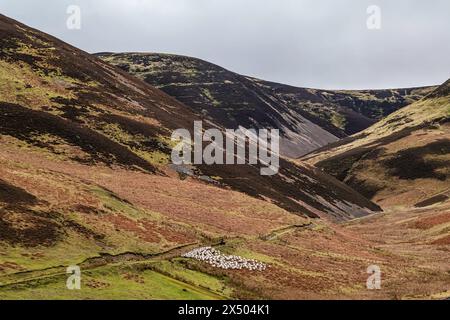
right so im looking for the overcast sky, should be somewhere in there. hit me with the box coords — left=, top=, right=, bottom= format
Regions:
left=2, top=0, right=450, bottom=89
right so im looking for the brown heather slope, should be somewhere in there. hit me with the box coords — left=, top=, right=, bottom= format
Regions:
left=304, top=79, right=450, bottom=208
left=97, top=52, right=434, bottom=156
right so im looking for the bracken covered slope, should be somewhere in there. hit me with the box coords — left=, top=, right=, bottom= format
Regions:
left=97, top=52, right=434, bottom=156
left=304, top=79, right=450, bottom=208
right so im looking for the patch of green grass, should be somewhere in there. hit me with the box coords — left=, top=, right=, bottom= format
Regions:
left=182, top=68, right=198, bottom=77
left=136, top=149, right=170, bottom=166
left=96, top=122, right=171, bottom=166
left=331, top=113, right=347, bottom=130
left=0, top=60, right=73, bottom=107
left=0, top=231, right=102, bottom=273
left=0, top=264, right=220, bottom=300
left=150, top=259, right=233, bottom=298
left=201, top=88, right=221, bottom=107
left=90, top=186, right=140, bottom=217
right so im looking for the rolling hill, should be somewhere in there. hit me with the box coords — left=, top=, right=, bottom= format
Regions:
left=304, top=79, right=450, bottom=208
left=0, top=14, right=448, bottom=300
left=97, top=52, right=434, bottom=157
left=254, top=79, right=436, bottom=135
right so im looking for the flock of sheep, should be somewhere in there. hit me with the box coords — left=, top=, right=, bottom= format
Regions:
left=181, top=246, right=267, bottom=271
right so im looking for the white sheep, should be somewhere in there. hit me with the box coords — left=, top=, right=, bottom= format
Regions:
left=181, top=246, right=267, bottom=271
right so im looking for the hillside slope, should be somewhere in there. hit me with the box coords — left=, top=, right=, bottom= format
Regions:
left=304, top=79, right=450, bottom=207
left=97, top=52, right=341, bottom=158
left=97, top=52, right=434, bottom=156
left=255, top=79, right=436, bottom=135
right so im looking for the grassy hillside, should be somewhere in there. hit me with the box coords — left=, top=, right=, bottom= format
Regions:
left=304, top=80, right=450, bottom=208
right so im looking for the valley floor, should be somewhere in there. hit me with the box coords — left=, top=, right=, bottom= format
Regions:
left=0, top=207, right=448, bottom=299
left=0, top=139, right=449, bottom=299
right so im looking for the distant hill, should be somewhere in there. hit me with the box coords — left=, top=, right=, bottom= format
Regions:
left=254, top=79, right=436, bottom=135
left=97, top=52, right=434, bottom=157
left=304, top=79, right=450, bottom=208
